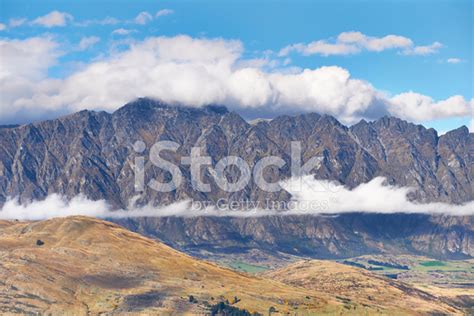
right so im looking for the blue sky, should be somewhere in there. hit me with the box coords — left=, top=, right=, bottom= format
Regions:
left=0, top=0, right=472, bottom=132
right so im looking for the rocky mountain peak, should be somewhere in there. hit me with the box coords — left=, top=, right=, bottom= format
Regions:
left=114, top=97, right=229, bottom=118
left=443, top=125, right=470, bottom=138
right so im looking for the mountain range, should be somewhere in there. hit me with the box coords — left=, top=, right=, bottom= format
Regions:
left=0, top=98, right=472, bottom=259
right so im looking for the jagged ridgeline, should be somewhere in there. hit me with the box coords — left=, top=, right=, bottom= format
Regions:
left=1, top=97, right=472, bottom=206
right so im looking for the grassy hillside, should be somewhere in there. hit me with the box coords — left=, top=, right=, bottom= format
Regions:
left=0, top=216, right=465, bottom=315
left=340, top=254, right=474, bottom=313
left=0, top=216, right=342, bottom=314
left=263, top=260, right=464, bottom=315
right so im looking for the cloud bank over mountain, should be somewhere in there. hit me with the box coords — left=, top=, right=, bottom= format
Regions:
left=1, top=177, right=472, bottom=220
left=0, top=35, right=472, bottom=125
left=281, top=176, right=474, bottom=215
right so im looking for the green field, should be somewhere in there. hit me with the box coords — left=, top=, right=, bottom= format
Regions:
left=420, top=260, right=446, bottom=267
left=339, top=255, right=474, bottom=289
left=414, top=260, right=472, bottom=272
left=228, top=261, right=269, bottom=273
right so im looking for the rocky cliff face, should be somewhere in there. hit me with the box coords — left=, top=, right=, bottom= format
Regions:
left=115, top=213, right=474, bottom=259
left=0, top=98, right=472, bottom=258
left=1, top=97, right=472, bottom=206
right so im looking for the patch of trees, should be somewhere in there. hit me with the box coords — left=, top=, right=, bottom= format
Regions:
left=209, top=302, right=262, bottom=316
left=367, top=260, right=409, bottom=270
left=342, top=260, right=366, bottom=269
left=188, top=295, right=198, bottom=303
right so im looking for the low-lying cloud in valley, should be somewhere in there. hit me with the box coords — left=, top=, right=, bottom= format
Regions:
left=281, top=176, right=474, bottom=215
left=1, top=177, right=472, bottom=221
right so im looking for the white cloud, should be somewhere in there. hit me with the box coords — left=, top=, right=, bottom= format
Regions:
left=447, top=58, right=464, bottom=64
left=112, top=28, right=135, bottom=36
left=32, top=11, right=73, bottom=27
left=156, top=9, right=174, bottom=17
left=402, top=41, right=442, bottom=56
left=1, top=177, right=472, bottom=221
left=134, top=11, right=153, bottom=25
left=280, top=176, right=474, bottom=215
left=279, top=41, right=359, bottom=57
left=388, top=93, right=472, bottom=121
left=132, top=9, right=172, bottom=25
left=7, top=14, right=118, bottom=29
left=9, top=18, right=27, bottom=28
left=75, top=16, right=120, bottom=27
left=0, top=195, right=111, bottom=220
left=0, top=37, right=60, bottom=80
left=0, top=195, right=229, bottom=220
left=0, top=37, right=62, bottom=122
left=469, top=119, right=474, bottom=133
left=0, top=195, right=220, bottom=220
left=337, top=31, right=413, bottom=52
left=280, top=31, right=441, bottom=57
left=0, top=35, right=470, bottom=125
left=268, top=67, right=383, bottom=122
left=95, top=16, right=119, bottom=25
left=77, top=36, right=101, bottom=51
left=0, top=23, right=5, bottom=31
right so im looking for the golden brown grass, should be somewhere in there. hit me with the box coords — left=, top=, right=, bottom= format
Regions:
left=263, top=259, right=464, bottom=315
left=0, top=216, right=464, bottom=315
left=0, top=216, right=339, bottom=314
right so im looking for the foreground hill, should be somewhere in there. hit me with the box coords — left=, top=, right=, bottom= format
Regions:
left=0, top=216, right=336, bottom=314
left=0, top=216, right=463, bottom=315
left=263, top=260, right=467, bottom=315
left=340, top=254, right=474, bottom=313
